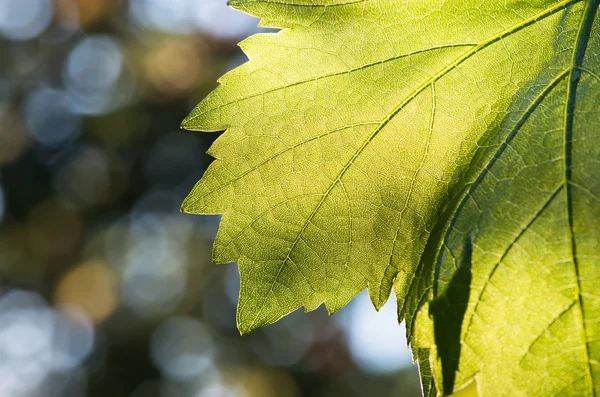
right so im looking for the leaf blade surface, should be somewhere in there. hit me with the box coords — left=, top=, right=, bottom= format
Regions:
left=182, top=0, right=600, bottom=394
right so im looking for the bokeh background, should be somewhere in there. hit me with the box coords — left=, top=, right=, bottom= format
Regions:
left=0, top=1, right=422, bottom=396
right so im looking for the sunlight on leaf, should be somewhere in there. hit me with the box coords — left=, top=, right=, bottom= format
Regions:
left=451, top=382, right=479, bottom=397
left=182, top=0, right=600, bottom=395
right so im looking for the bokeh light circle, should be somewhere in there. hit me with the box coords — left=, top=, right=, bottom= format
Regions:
left=150, top=316, right=214, bottom=381
left=24, top=88, right=81, bottom=147
left=0, top=0, right=53, bottom=41
left=0, top=290, right=95, bottom=395
left=64, top=35, right=133, bottom=115
left=55, top=260, right=119, bottom=323
left=193, top=0, right=258, bottom=39
left=129, top=0, right=258, bottom=38
left=337, top=292, right=415, bottom=374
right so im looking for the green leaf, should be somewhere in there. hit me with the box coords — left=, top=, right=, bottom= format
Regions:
left=182, top=0, right=600, bottom=394
left=415, top=1, right=600, bottom=395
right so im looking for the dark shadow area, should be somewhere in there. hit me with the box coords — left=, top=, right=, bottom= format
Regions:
left=429, top=237, right=473, bottom=395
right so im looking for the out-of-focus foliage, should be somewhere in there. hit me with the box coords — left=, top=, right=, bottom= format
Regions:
left=0, top=1, right=421, bottom=396
left=182, top=0, right=600, bottom=395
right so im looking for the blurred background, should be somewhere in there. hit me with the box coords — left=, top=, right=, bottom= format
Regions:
left=0, top=1, right=422, bottom=396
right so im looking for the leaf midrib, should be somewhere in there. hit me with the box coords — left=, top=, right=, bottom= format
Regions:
left=563, top=0, right=599, bottom=393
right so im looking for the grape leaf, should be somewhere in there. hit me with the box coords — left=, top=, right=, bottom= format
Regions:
left=413, top=1, right=600, bottom=395
left=182, top=0, right=600, bottom=395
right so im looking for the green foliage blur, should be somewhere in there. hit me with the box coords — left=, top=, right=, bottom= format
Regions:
left=0, top=1, right=421, bottom=396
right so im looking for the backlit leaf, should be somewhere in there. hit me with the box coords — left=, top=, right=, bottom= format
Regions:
left=182, top=0, right=600, bottom=395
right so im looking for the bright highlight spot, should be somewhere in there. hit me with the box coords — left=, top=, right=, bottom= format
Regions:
left=193, top=0, right=259, bottom=39
left=129, top=0, right=258, bottom=38
left=337, top=291, right=415, bottom=374
left=0, top=0, right=53, bottom=40
left=0, top=290, right=94, bottom=396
